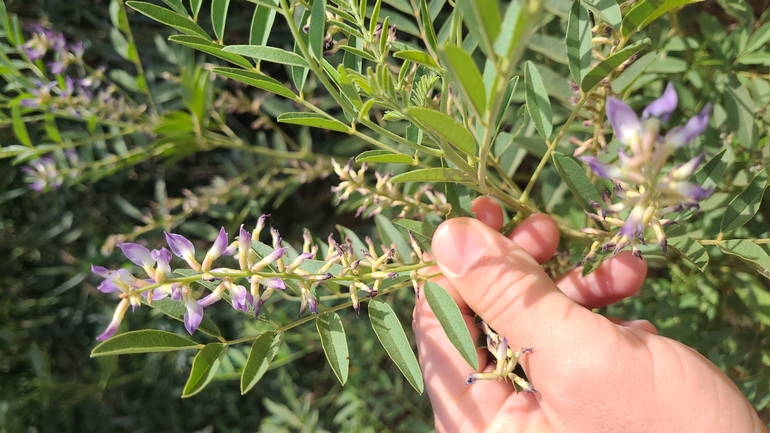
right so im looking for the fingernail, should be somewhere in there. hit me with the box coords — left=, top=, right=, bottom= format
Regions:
left=432, top=220, right=489, bottom=276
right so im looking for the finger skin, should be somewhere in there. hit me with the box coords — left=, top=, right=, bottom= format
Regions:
left=555, top=251, right=647, bottom=309
left=431, top=218, right=766, bottom=433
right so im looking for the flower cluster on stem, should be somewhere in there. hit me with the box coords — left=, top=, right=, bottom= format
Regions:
left=465, top=321, right=535, bottom=393
left=579, top=84, right=713, bottom=259
left=91, top=214, right=431, bottom=341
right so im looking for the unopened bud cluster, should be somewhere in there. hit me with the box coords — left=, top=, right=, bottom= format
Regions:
left=579, top=84, right=713, bottom=259
left=465, top=321, right=535, bottom=393
left=331, top=158, right=450, bottom=219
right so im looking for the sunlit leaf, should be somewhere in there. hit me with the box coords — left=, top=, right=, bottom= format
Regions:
left=316, top=312, right=349, bottom=385
left=182, top=343, right=228, bottom=397
left=423, top=281, right=478, bottom=370
left=368, top=298, right=424, bottom=394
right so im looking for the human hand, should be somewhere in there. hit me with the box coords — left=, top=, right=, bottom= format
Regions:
left=413, top=197, right=767, bottom=433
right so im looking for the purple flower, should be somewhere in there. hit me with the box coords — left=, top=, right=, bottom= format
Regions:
left=238, top=225, right=251, bottom=271
left=21, top=156, right=63, bottom=193
left=183, top=290, right=204, bottom=335
left=665, top=104, right=712, bottom=148
left=201, top=227, right=228, bottom=272
left=118, top=243, right=154, bottom=268
left=198, top=283, right=226, bottom=308
left=606, top=98, right=642, bottom=145
left=165, top=232, right=201, bottom=271
left=579, top=156, right=623, bottom=179
left=151, top=248, right=172, bottom=282
left=642, top=82, right=678, bottom=121
left=229, top=284, right=253, bottom=313
left=96, top=298, right=130, bottom=341
left=250, top=247, right=286, bottom=272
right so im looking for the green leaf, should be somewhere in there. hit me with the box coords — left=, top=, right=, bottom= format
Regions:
left=423, top=281, right=478, bottom=370
left=212, top=67, right=296, bottom=99
left=126, top=2, right=210, bottom=39
left=724, top=76, right=758, bottom=150
left=43, top=113, right=61, bottom=143
left=567, top=1, right=592, bottom=85
left=249, top=0, right=277, bottom=45
left=622, top=0, right=702, bottom=37
left=445, top=183, right=474, bottom=218
left=169, top=35, right=252, bottom=68
left=524, top=61, right=552, bottom=139
left=456, top=0, right=501, bottom=56
left=407, top=107, right=476, bottom=155
left=190, top=0, right=202, bottom=18
left=719, top=240, right=770, bottom=280
left=211, top=0, right=230, bottom=41
left=392, top=218, right=436, bottom=253
left=182, top=343, right=228, bottom=398
left=308, top=0, right=326, bottom=59
left=316, top=312, right=349, bottom=385
left=390, top=168, right=472, bottom=184
left=552, top=152, right=602, bottom=211
left=142, top=298, right=221, bottom=337
left=493, top=76, right=518, bottom=132
left=355, top=150, right=414, bottom=164
left=241, top=331, right=283, bottom=394
left=368, top=298, right=424, bottom=394
left=339, top=45, right=377, bottom=62
left=611, top=51, right=657, bottom=94
left=582, top=0, right=621, bottom=31
left=493, top=1, right=526, bottom=59
left=277, top=112, right=350, bottom=132
left=720, top=166, right=770, bottom=233
left=693, top=148, right=732, bottom=189
left=419, top=0, right=438, bottom=53
left=393, top=50, right=441, bottom=71
left=222, top=45, right=309, bottom=67
left=743, top=22, right=770, bottom=55
left=12, top=104, right=32, bottom=147
left=581, top=38, right=650, bottom=92
left=162, top=0, right=188, bottom=16
left=667, top=237, right=709, bottom=272
left=91, top=330, right=200, bottom=357
left=735, top=279, right=770, bottom=326
left=440, top=44, right=486, bottom=119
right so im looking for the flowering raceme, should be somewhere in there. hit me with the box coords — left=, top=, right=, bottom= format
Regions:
left=579, top=84, right=713, bottom=258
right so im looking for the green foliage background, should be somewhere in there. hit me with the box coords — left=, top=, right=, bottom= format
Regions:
left=1, top=0, right=769, bottom=431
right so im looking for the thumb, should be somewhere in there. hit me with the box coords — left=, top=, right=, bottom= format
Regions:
left=431, top=218, right=622, bottom=397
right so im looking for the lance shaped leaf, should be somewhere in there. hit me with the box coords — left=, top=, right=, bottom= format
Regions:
left=622, top=0, right=702, bottom=37
left=581, top=39, right=650, bottom=92
left=567, top=1, right=592, bottom=85
left=392, top=218, right=436, bottom=253
left=127, top=2, right=210, bottom=39
left=719, top=240, right=770, bottom=281
left=424, top=281, right=478, bottom=370
left=407, top=107, right=477, bottom=156
left=368, top=298, right=424, bottom=394
left=668, top=237, right=709, bottom=272
left=182, top=343, right=228, bottom=397
left=582, top=0, right=621, bottom=30
left=241, top=331, right=283, bottom=394
left=552, top=152, right=602, bottom=212
left=316, top=312, right=349, bottom=385
left=91, top=330, right=200, bottom=357
left=440, top=44, right=486, bottom=119
left=720, top=165, right=769, bottom=233
left=524, top=61, right=552, bottom=138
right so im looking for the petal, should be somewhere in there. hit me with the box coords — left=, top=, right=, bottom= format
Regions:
left=669, top=153, right=705, bottom=180
left=579, top=156, right=623, bottom=179
left=665, top=104, right=712, bottom=148
left=642, top=82, right=678, bottom=121
left=151, top=247, right=172, bottom=266
left=118, top=243, right=155, bottom=267
left=165, top=232, right=195, bottom=259
left=96, top=299, right=129, bottom=341
left=261, top=277, right=286, bottom=290
left=184, top=298, right=204, bottom=335
left=676, top=182, right=713, bottom=201
left=91, top=265, right=113, bottom=278
left=209, top=227, right=229, bottom=259
left=606, top=98, right=642, bottom=145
